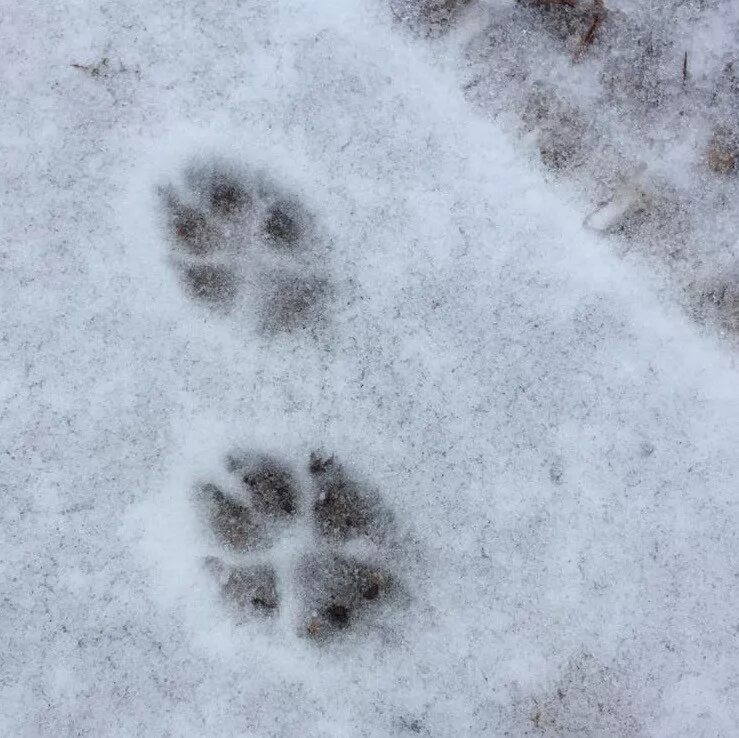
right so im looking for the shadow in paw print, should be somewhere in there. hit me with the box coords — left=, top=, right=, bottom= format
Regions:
left=182, top=161, right=254, bottom=218
left=201, top=454, right=300, bottom=552
left=182, top=264, right=238, bottom=306
left=165, top=195, right=218, bottom=257
left=226, top=453, right=300, bottom=517
left=161, top=165, right=253, bottom=257
left=201, top=483, right=260, bottom=551
left=299, top=553, right=396, bottom=640
left=309, top=452, right=392, bottom=542
left=206, top=171, right=252, bottom=217
left=263, top=199, right=307, bottom=248
left=205, top=556, right=279, bottom=617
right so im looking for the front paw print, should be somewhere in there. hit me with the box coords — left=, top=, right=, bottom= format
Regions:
left=158, top=159, right=332, bottom=334
left=195, top=450, right=404, bottom=640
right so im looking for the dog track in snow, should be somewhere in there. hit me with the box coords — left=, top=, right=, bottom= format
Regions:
left=159, top=159, right=331, bottom=334
left=158, top=160, right=402, bottom=641
left=196, top=450, right=404, bottom=642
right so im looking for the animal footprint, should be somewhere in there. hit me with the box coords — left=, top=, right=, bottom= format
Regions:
left=195, top=450, right=403, bottom=640
left=159, top=159, right=331, bottom=333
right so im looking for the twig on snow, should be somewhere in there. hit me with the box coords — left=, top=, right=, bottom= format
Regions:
left=573, top=0, right=605, bottom=62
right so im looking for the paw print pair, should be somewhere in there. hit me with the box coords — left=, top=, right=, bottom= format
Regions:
left=160, top=160, right=330, bottom=333
left=197, top=451, right=400, bottom=640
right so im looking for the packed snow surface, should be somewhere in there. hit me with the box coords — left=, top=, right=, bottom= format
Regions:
left=1, top=0, right=738, bottom=735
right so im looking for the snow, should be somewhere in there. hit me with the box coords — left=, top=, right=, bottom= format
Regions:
left=2, top=0, right=738, bottom=735
left=459, top=0, right=739, bottom=336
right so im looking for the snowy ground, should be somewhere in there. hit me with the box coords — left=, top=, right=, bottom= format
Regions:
left=2, top=0, right=738, bottom=735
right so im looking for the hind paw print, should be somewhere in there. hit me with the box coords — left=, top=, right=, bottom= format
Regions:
left=309, top=451, right=392, bottom=543
left=159, top=159, right=331, bottom=333
left=195, top=450, right=403, bottom=639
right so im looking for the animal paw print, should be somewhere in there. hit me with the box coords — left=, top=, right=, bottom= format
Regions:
left=159, top=159, right=330, bottom=333
left=196, top=451, right=402, bottom=640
